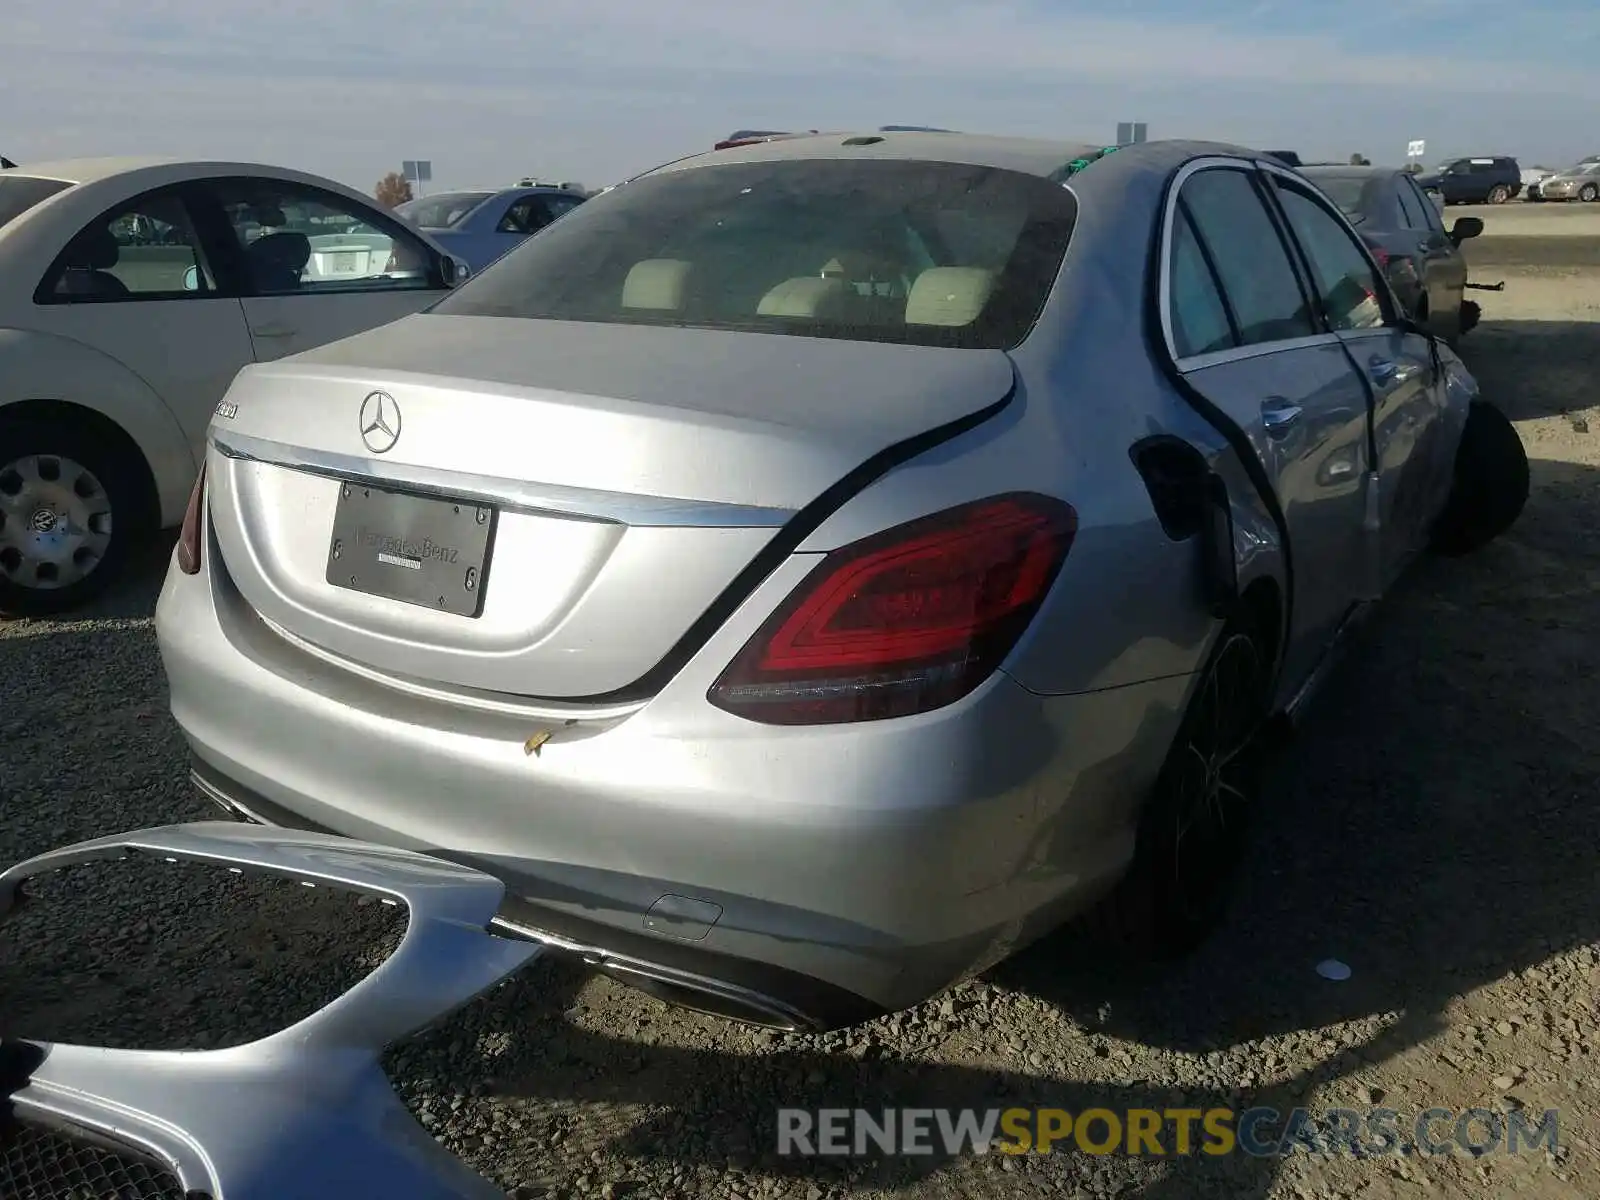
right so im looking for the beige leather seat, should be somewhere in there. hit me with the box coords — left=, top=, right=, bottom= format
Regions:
left=756, top=275, right=852, bottom=319
left=905, top=267, right=996, bottom=327
left=621, top=259, right=692, bottom=310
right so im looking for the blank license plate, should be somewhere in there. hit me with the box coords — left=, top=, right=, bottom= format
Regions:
left=326, top=482, right=496, bottom=617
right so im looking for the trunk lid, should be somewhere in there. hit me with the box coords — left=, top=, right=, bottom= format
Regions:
left=206, top=314, right=1015, bottom=699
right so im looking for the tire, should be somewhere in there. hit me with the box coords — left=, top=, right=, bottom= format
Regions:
left=1086, top=603, right=1273, bottom=958
left=1581, top=184, right=1599, bottom=203
left=1430, top=399, right=1530, bottom=557
left=1487, top=185, right=1510, bottom=205
left=0, top=418, right=143, bottom=618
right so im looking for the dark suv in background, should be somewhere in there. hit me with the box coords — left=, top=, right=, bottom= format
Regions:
left=1421, top=157, right=1522, bottom=205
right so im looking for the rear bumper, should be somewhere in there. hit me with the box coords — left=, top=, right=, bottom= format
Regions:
left=187, top=757, right=884, bottom=1031
left=156, top=540, right=1191, bottom=1027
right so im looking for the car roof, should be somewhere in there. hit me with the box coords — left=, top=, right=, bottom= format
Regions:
left=2, top=156, right=397, bottom=196
left=2, top=156, right=184, bottom=185
left=1300, top=166, right=1398, bottom=180
left=654, top=130, right=1263, bottom=181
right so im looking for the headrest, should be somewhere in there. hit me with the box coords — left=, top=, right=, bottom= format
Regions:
left=63, top=226, right=120, bottom=271
left=757, top=276, right=852, bottom=320
left=248, top=231, right=312, bottom=271
left=820, top=249, right=900, bottom=280
left=905, top=267, right=996, bottom=327
left=621, top=259, right=692, bottom=310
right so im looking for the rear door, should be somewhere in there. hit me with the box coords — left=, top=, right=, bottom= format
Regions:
left=1401, top=173, right=1466, bottom=335
left=1391, top=175, right=1463, bottom=337
left=1466, top=159, right=1499, bottom=202
left=192, top=176, right=451, bottom=363
left=1163, top=162, right=1373, bottom=686
left=1266, top=168, right=1449, bottom=587
left=1438, top=160, right=1471, bottom=203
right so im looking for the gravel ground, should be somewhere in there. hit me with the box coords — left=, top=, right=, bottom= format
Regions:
left=4, top=229, right=1600, bottom=1199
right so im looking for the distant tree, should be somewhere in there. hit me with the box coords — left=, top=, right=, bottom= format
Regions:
left=1349, top=153, right=1371, bottom=166
left=374, top=172, right=414, bottom=208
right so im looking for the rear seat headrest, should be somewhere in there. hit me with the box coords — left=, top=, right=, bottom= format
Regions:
left=64, top=226, right=121, bottom=272
left=905, top=267, right=996, bottom=327
left=757, top=276, right=851, bottom=320
left=621, top=259, right=692, bottom=310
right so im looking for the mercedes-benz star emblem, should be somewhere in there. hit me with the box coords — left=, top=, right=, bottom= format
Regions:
left=359, top=391, right=401, bottom=454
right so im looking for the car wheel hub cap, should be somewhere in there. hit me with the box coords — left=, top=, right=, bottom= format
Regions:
left=0, top=454, right=114, bottom=590
left=1170, top=631, right=1265, bottom=908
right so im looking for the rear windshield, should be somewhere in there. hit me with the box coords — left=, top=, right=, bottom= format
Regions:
left=396, top=191, right=493, bottom=228
left=1308, top=175, right=1373, bottom=222
left=429, top=159, right=1078, bottom=350
left=0, top=175, right=72, bottom=231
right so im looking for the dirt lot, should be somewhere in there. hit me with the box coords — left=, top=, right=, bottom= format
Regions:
left=2, top=221, right=1599, bottom=1200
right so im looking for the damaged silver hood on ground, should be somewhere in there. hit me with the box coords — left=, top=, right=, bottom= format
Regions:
left=0, top=822, right=546, bottom=1199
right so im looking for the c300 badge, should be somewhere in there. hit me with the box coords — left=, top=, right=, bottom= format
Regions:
left=214, top=400, right=239, bottom=420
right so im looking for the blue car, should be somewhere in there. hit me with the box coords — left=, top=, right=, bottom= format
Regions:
left=394, top=185, right=584, bottom=272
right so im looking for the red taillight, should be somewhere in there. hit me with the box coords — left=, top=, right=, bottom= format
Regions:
left=176, top=464, right=205, bottom=575
left=707, top=494, right=1077, bottom=725
left=1367, top=243, right=1390, bottom=268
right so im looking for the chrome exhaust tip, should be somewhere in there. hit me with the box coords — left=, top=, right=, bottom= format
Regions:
left=592, top=961, right=808, bottom=1032
left=489, top=917, right=815, bottom=1033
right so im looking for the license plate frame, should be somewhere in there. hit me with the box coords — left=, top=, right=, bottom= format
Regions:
left=326, top=481, right=497, bottom=617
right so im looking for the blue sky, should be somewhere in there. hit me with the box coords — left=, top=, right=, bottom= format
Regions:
left=5, top=0, right=1598, bottom=194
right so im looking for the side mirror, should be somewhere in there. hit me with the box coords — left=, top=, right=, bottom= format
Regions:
left=441, top=253, right=470, bottom=287
left=182, top=265, right=200, bottom=292
left=1449, top=216, right=1483, bottom=245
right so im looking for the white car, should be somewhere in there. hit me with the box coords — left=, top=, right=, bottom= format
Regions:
left=0, top=157, right=470, bottom=616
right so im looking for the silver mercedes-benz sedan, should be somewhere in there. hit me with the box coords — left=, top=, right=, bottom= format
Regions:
left=155, top=132, right=1528, bottom=1031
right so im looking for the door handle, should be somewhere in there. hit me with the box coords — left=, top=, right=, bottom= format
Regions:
left=1261, top=398, right=1303, bottom=437
left=1368, top=357, right=1399, bottom=385
left=252, top=324, right=297, bottom=339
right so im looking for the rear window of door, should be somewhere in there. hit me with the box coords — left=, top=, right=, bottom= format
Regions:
left=1403, top=177, right=1445, bottom=234
left=498, top=196, right=562, bottom=234
left=1167, top=207, right=1237, bottom=357
left=1271, top=179, right=1388, bottom=332
left=1174, top=167, right=1316, bottom=348
left=36, top=185, right=219, bottom=304
left=1393, top=179, right=1427, bottom=229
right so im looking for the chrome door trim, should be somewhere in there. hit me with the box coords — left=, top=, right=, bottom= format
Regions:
left=1173, top=331, right=1348, bottom=375
left=210, top=429, right=797, bottom=528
